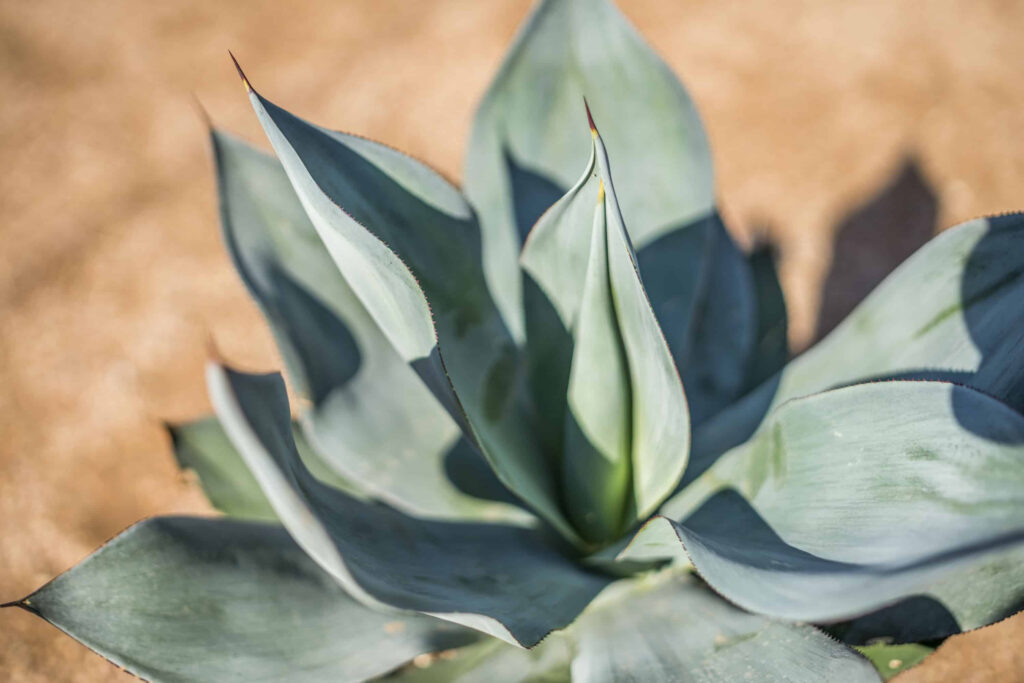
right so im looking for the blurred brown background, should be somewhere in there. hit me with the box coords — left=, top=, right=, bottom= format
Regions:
left=2, top=0, right=1023, bottom=680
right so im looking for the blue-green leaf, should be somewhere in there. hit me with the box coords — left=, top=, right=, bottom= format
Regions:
left=570, top=572, right=879, bottom=683
left=12, top=517, right=475, bottom=683
left=648, top=381, right=1024, bottom=640
left=562, top=172, right=633, bottom=543
left=207, top=361, right=611, bottom=647
left=466, top=0, right=715, bottom=341
left=466, top=0, right=760, bottom=425
left=212, top=129, right=521, bottom=522
left=689, top=213, right=1024, bottom=481
left=236, top=65, right=582, bottom=546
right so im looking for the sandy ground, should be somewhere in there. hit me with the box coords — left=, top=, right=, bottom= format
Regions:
left=2, top=1, right=1023, bottom=680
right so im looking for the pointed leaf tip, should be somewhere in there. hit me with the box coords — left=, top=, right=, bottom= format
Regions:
left=583, top=97, right=598, bottom=136
left=228, top=51, right=252, bottom=93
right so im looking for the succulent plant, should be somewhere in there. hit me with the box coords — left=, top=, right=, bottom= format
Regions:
left=7, top=0, right=1024, bottom=681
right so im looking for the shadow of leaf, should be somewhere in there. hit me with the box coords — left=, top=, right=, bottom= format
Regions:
left=816, top=158, right=938, bottom=340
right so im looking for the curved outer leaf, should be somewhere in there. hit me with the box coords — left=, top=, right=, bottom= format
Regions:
left=236, top=67, right=582, bottom=545
left=12, top=517, right=476, bottom=683
left=642, top=382, right=1024, bottom=638
left=690, top=213, right=1024, bottom=471
left=466, top=0, right=763, bottom=415
left=467, top=0, right=765, bottom=429
left=206, top=361, right=611, bottom=647
left=570, top=572, right=879, bottom=683
left=168, top=416, right=277, bottom=520
left=521, top=116, right=691, bottom=536
left=168, top=415, right=361, bottom=521
left=466, top=0, right=715, bottom=342
left=212, top=129, right=520, bottom=522
left=776, top=214, right=1024, bottom=410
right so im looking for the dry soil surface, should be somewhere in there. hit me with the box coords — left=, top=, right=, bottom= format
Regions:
left=2, top=1, right=1024, bottom=681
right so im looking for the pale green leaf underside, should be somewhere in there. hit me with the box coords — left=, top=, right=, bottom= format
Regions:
left=212, top=129, right=522, bottom=522
left=641, top=381, right=1024, bottom=639
left=207, top=361, right=611, bottom=647
left=19, top=517, right=475, bottom=683
left=242, top=79, right=581, bottom=545
left=570, top=572, right=880, bottom=683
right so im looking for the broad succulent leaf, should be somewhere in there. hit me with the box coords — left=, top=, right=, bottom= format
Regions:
left=569, top=572, right=880, bottom=682
left=690, top=213, right=1024, bottom=475
left=640, top=381, right=1024, bottom=639
left=237, top=69, right=584, bottom=546
left=11, top=517, right=476, bottom=682
left=207, top=361, right=612, bottom=646
left=211, top=129, right=521, bottom=522
left=520, top=114, right=691, bottom=542
left=465, top=0, right=759, bottom=425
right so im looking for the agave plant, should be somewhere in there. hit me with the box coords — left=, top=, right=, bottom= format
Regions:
left=8, top=0, right=1024, bottom=681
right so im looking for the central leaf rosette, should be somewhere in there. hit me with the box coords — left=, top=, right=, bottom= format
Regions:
left=521, top=108, right=690, bottom=544
left=241, top=64, right=690, bottom=551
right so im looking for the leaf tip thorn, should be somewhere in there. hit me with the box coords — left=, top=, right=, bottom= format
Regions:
left=583, top=97, right=598, bottom=136
left=228, top=51, right=252, bottom=93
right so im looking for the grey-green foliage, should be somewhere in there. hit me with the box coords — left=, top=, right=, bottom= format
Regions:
left=9, top=0, right=1024, bottom=681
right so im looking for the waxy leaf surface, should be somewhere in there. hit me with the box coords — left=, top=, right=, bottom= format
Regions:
left=239, top=75, right=581, bottom=543
left=646, top=381, right=1024, bottom=640
left=16, top=517, right=475, bottom=683
left=212, top=130, right=520, bottom=522
left=208, top=361, right=611, bottom=647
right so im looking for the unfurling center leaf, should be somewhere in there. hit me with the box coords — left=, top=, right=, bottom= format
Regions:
left=521, top=106, right=690, bottom=544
